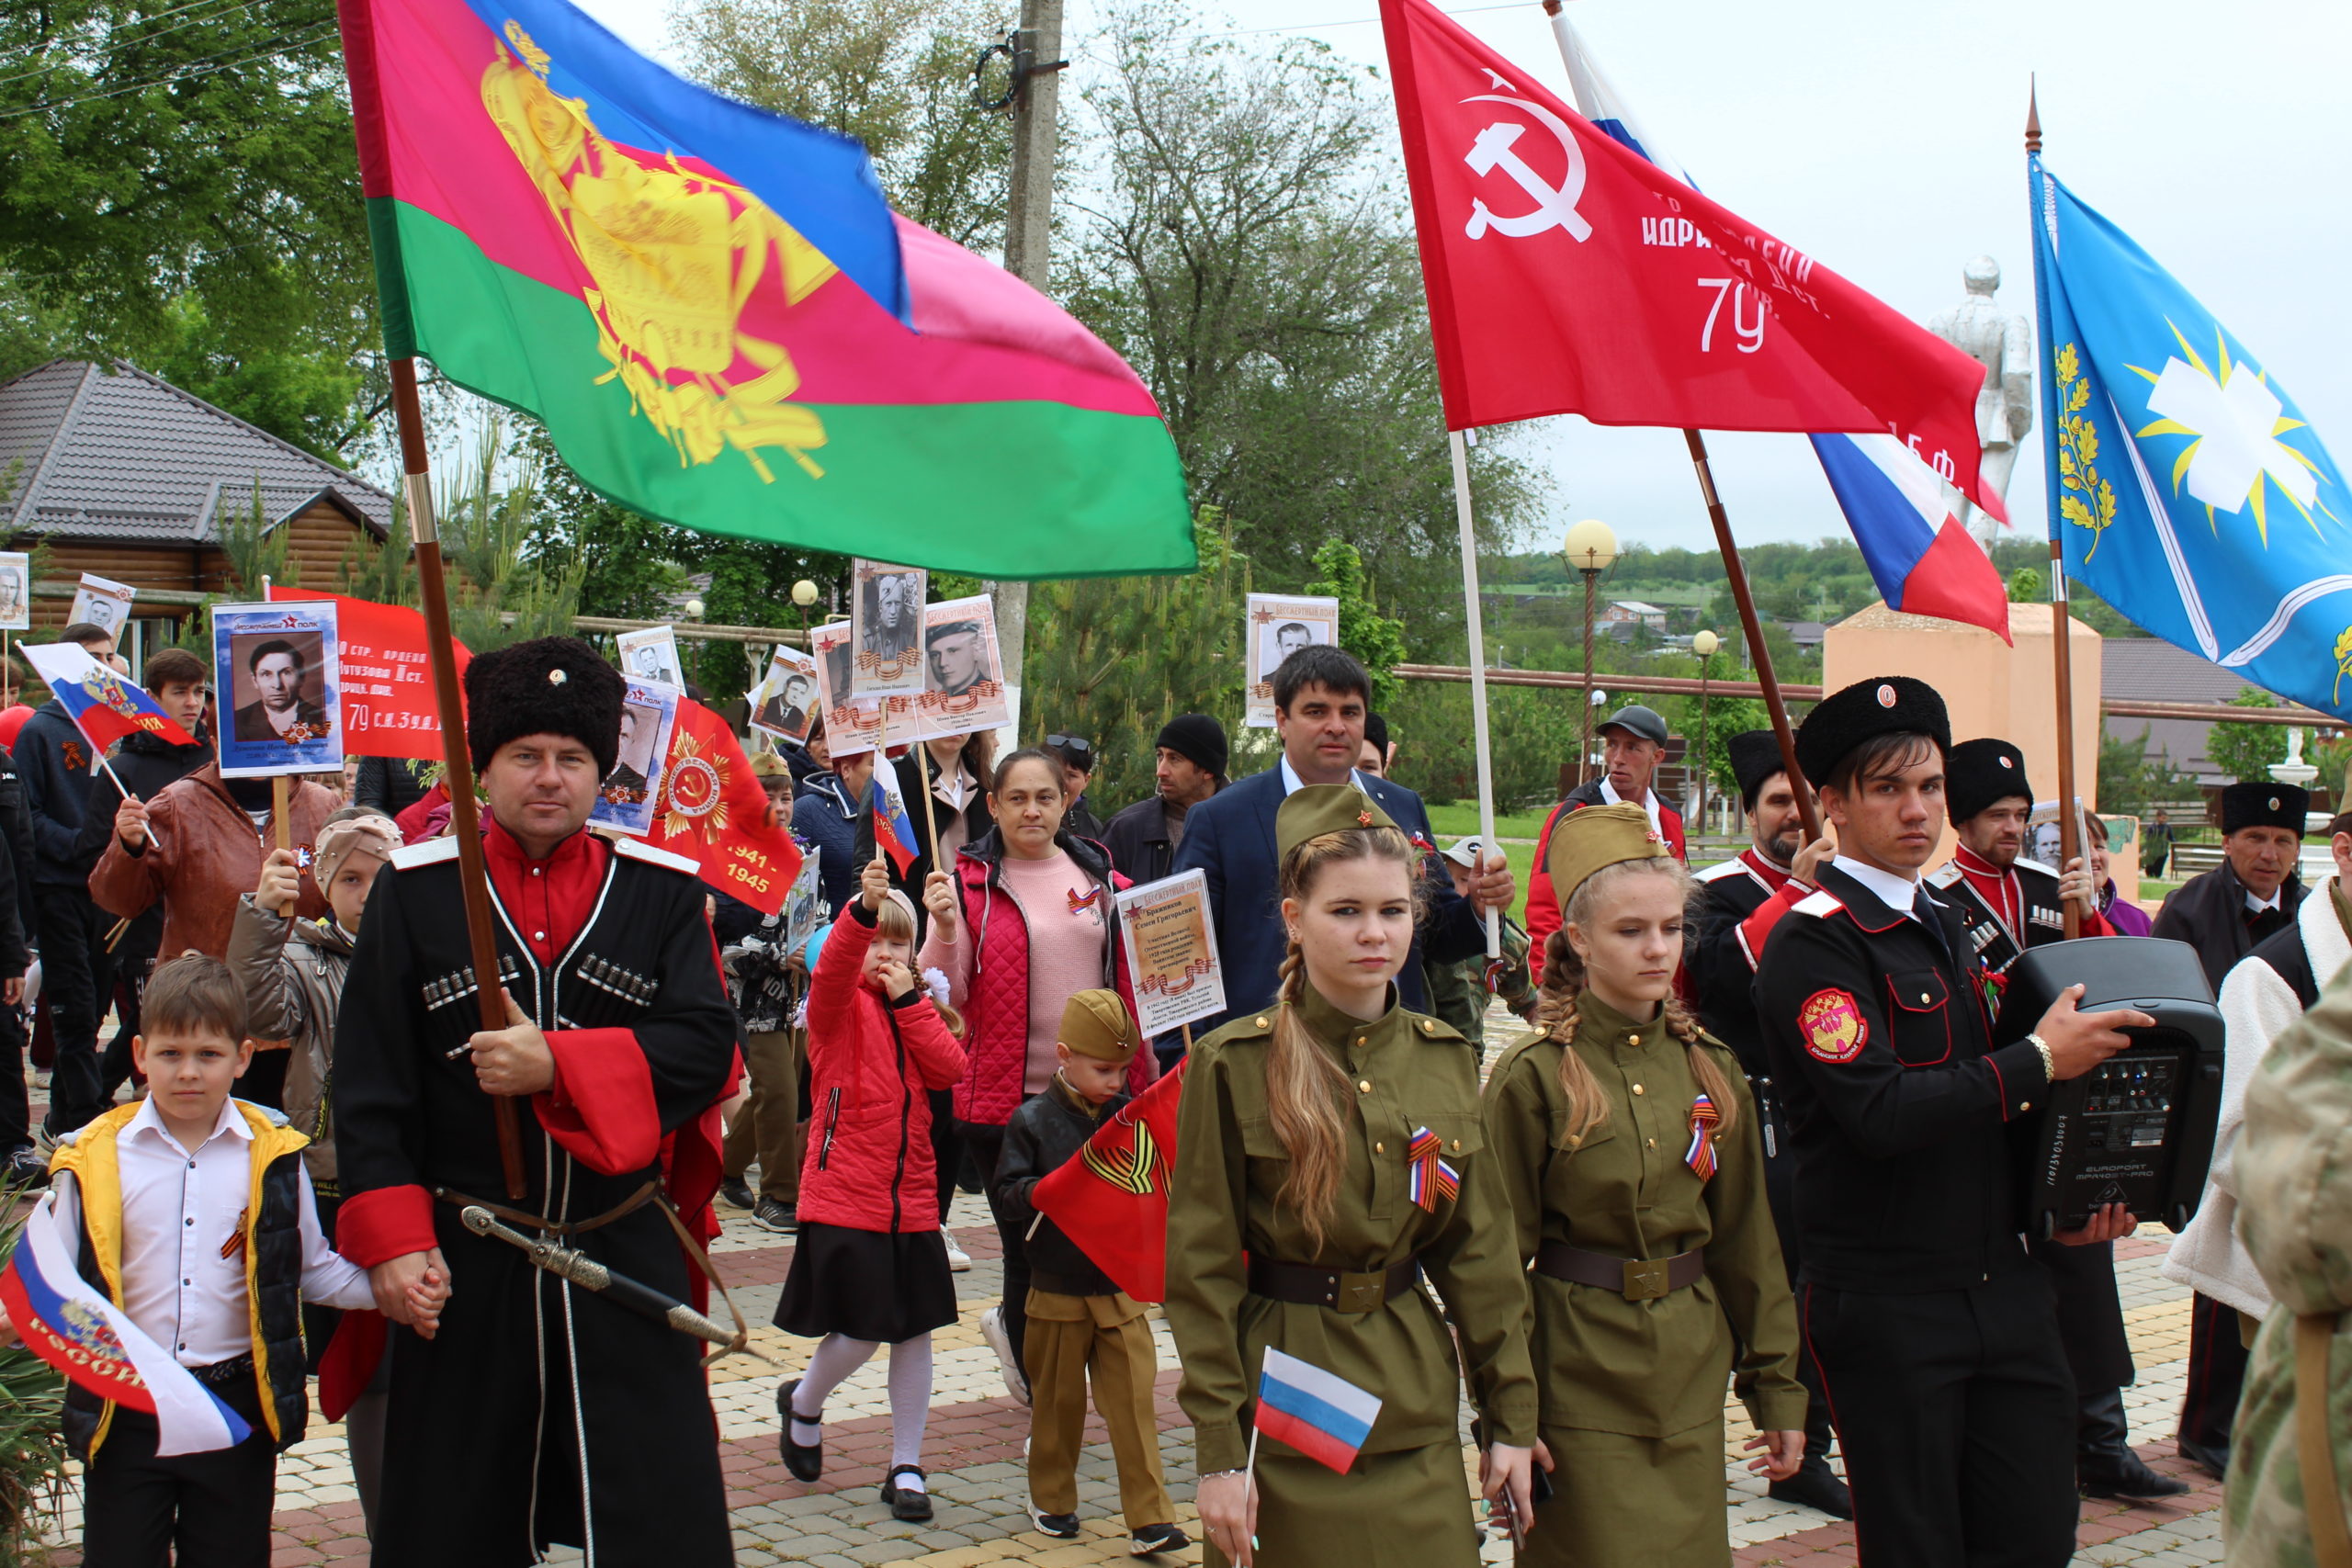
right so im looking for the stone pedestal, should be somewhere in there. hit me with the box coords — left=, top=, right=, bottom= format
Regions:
left=1820, top=601, right=2134, bottom=901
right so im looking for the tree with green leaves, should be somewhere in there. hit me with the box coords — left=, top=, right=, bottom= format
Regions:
left=0, top=0, right=381, bottom=459
left=1306, top=539, right=1405, bottom=710
left=2208, top=688, right=2290, bottom=784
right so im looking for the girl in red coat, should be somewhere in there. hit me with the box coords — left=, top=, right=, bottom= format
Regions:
left=776, top=853, right=967, bottom=1521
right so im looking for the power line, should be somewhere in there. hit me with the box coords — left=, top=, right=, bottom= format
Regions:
left=0, top=0, right=293, bottom=80
left=0, top=21, right=339, bottom=122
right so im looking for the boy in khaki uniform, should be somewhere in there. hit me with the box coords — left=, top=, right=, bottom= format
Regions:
left=992, top=990, right=1186, bottom=1557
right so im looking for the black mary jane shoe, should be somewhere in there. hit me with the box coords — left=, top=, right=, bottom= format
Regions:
left=776, top=1378, right=822, bottom=1483
left=881, top=1464, right=934, bottom=1522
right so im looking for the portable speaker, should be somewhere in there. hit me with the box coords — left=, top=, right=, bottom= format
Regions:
left=1989, top=936, right=2225, bottom=1237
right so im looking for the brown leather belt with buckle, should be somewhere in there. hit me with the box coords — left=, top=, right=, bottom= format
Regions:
left=434, top=1179, right=658, bottom=1237
left=1534, top=1240, right=1705, bottom=1301
left=1248, top=1256, right=1421, bottom=1313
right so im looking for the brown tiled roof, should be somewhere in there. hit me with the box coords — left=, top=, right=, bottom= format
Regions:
left=0, top=359, right=394, bottom=543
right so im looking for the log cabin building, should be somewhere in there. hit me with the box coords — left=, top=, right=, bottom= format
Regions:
left=0, top=359, right=392, bottom=670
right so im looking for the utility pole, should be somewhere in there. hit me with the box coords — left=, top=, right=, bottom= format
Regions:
left=988, top=0, right=1065, bottom=729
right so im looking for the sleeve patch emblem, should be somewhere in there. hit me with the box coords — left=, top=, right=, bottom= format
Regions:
left=1798, top=988, right=1869, bottom=1063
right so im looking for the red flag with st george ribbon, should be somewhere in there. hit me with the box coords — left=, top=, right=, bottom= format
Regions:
left=1378, top=0, right=2004, bottom=517
left=1032, top=1061, right=1185, bottom=1303
left=266, top=588, right=471, bottom=761
left=650, top=698, right=802, bottom=914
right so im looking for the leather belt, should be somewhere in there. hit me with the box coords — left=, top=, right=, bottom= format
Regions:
left=435, top=1179, right=658, bottom=1237
left=1248, top=1256, right=1421, bottom=1314
left=1534, top=1240, right=1704, bottom=1301
left=190, top=1352, right=254, bottom=1386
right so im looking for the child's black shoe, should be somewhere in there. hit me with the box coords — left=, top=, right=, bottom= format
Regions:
left=1130, top=1523, right=1189, bottom=1555
left=1031, top=1508, right=1080, bottom=1540
left=776, top=1378, right=821, bottom=1482
left=882, top=1465, right=933, bottom=1521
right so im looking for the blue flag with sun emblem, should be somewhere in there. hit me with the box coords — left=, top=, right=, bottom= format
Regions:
left=2030, top=155, right=2352, bottom=718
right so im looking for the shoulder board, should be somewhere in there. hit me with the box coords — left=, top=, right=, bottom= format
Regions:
left=2014, top=856, right=2060, bottom=881
left=613, top=838, right=701, bottom=875
left=1692, top=857, right=1747, bottom=884
left=1792, top=888, right=1845, bottom=919
left=390, top=837, right=460, bottom=872
left=1924, top=862, right=1964, bottom=890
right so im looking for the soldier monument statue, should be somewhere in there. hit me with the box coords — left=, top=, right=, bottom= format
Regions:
left=1928, top=255, right=2035, bottom=547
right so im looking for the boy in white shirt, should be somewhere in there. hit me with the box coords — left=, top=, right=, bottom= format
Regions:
left=0, top=954, right=444, bottom=1565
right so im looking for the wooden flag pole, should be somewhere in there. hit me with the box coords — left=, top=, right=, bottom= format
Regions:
left=2028, top=87, right=2084, bottom=940
left=271, top=775, right=292, bottom=852
left=913, top=726, right=944, bottom=881
left=390, top=357, right=526, bottom=1201
left=1682, top=429, right=1823, bottom=844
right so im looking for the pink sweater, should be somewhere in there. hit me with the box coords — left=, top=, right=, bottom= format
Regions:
left=919, top=848, right=1111, bottom=1094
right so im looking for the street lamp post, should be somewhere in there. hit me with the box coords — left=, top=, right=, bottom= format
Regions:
left=791, top=579, right=819, bottom=639
left=1562, top=519, right=1621, bottom=787
left=1691, top=628, right=1720, bottom=837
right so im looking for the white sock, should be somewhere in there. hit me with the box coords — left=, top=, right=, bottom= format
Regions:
left=789, top=1334, right=879, bottom=1443
left=887, top=1332, right=934, bottom=1475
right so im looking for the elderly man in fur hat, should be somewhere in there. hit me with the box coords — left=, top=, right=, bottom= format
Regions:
left=331, top=637, right=741, bottom=1567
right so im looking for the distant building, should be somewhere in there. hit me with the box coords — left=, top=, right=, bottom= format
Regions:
left=2099, top=638, right=2265, bottom=786
left=1600, top=600, right=1670, bottom=628
left=1782, top=620, right=1829, bottom=652
left=0, top=359, right=394, bottom=666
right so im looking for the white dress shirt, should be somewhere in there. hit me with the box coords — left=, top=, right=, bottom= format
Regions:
left=1598, top=777, right=1665, bottom=840
left=1278, top=755, right=1368, bottom=795
left=112, top=1096, right=373, bottom=1367
left=1832, top=853, right=1932, bottom=924
left=2244, top=886, right=2283, bottom=917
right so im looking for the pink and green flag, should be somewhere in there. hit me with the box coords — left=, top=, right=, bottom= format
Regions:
left=334, top=0, right=1194, bottom=578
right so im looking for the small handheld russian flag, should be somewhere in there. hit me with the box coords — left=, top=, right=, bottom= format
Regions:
left=1254, top=1347, right=1382, bottom=1474
left=0, top=1191, right=252, bottom=1456
left=18, top=641, right=198, bottom=750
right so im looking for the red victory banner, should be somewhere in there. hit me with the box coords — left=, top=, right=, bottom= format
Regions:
left=1032, top=1062, right=1185, bottom=1303
left=652, top=698, right=803, bottom=913
left=267, top=588, right=471, bottom=760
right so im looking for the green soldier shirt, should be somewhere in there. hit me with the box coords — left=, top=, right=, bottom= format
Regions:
left=1482, top=992, right=1807, bottom=1439
left=1167, top=982, right=1539, bottom=1473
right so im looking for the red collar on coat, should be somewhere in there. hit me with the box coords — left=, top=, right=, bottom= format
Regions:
left=1951, top=843, right=2022, bottom=932
left=481, top=815, right=610, bottom=967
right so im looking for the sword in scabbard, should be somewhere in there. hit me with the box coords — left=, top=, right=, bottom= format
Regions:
left=459, top=1206, right=774, bottom=1365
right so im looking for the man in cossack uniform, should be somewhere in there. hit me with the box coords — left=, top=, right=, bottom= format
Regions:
left=1923, top=739, right=2182, bottom=1502
left=1749, top=677, right=2148, bottom=1568
left=332, top=637, right=740, bottom=1567
left=2149, top=780, right=2311, bottom=1479
left=1690, top=728, right=1847, bottom=1519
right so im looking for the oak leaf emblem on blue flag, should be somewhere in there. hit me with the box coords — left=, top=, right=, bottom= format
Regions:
left=2029, top=155, right=2350, bottom=717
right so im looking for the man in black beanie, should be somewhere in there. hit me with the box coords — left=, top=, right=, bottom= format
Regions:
left=1102, top=714, right=1227, bottom=887
left=333, top=637, right=740, bottom=1567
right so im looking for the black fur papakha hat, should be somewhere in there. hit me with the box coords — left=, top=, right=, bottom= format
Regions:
left=464, top=637, right=626, bottom=779
left=2219, top=781, right=2308, bottom=836
left=1945, top=738, right=2034, bottom=828
left=1727, top=729, right=1789, bottom=813
left=1793, top=676, right=1951, bottom=788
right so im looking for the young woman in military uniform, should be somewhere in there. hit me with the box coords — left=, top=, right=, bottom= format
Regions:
left=1168, top=784, right=1538, bottom=1568
left=1483, top=804, right=1807, bottom=1564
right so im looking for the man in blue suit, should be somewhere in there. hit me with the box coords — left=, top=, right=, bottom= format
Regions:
left=1170, top=646, right=1513, bottom=1043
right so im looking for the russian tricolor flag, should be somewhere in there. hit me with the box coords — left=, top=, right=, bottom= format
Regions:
left=1254, top=1347, right=1382, bottom=1474
left=18, top=641, right=199, bottom=750
left=1548, top=9, right=2012, bottom=643
left=870, top=760, right=921, bottom=876
left=0, top=1190, right=253, bottom=1456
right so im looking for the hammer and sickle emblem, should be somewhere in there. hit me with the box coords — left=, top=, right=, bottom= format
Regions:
left=1462, top=95, right=1591, bottom=242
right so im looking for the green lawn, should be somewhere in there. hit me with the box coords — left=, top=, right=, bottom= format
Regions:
left=1425, top=803, right=1552, bottom=840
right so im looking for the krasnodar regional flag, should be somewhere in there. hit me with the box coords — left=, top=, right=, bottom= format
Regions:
left=0, top=1191, right=253, bottom=1456
left=2030, top=156, right=2351, bottom=717
left=1379, top=0, right=2007, bottom=524
left=334, top=0, right=1193, bottom=579
left=1255, top=1347, right=1383, bottom=1473
left=18, top=642, right=198, bottom=750
left=1541, top=9, right=2011, bottom=640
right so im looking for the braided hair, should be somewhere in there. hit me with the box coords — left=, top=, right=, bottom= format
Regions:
left=1528, top=857, right=1736, bottom=1148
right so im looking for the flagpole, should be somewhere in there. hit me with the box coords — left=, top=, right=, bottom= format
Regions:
left=390, top=356, right=526, bottom=1201
left=1447, top=431, right=1503, bottom=960
left=1680, top=430, right=1822, bottom=843
left=2026, top=86, right=2084, bottom=940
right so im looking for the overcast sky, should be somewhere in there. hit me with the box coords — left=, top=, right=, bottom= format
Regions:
left=564, top=0, right=2352, bottom=558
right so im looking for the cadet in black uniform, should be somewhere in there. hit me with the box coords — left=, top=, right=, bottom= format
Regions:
left=1926, top=739, right=2186, bottom=1503
left=1689, top=729, right=1848, bottom=1518
left=1750, top=678, right=2148, bottom=1568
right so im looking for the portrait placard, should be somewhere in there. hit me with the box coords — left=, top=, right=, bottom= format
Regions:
left=1114, top=870, right=1226, bottom=1035
left=592, top=677, right=681, bottom=838
left=0, top=553, right=29, bottom=631
left=615, top=625, right=686, bottom=688
left=849, top=559, right=927, bottom=699
left=1244, top=593, right=1339, bottom=728
left=213, top=600, right=342, bottom=778
left=749, top=646, right=820, bottom=745
left=780, top=851, right=825, bottom=958
left=810, top=621, right=906, bottom=757
left=913, top=594, right=1010, bottom=739
left=69, top=572, right=137, bottom=637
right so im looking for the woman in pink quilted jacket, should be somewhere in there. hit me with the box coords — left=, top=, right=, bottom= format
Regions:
left=918, top=746, right=1154, bottom=1405
left=775, top=853, right=967, bottom=1523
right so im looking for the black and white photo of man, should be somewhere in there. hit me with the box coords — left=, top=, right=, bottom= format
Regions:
left=1264, top=619, right=1313, bottom=677
left=861, top=569, right=921, bottom=662
left=926, top=619, right=991, bottom=698
left=756, top=671, right=817, bottom=739
left=602, top=701, right=660, bottom=803
left=233, top=637, right=329, bottom=742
